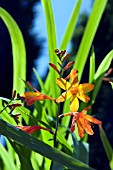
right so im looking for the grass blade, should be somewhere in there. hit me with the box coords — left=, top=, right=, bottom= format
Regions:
left=94, top=50, right=113, bottom=80
left=0, top=7, right=26, bottom=94
left=0, top=143, right=17, bottom=170
left=74, top=0, right=107, bottom=81
left=92, top=50, right=113, bottom=103
left=60, top=0, right=82, bottom=50
left=99, top=126, right=113, bottom=163
left=41, top=0, right=58, bottom=98
left=89, top=52, right=95, bottom=83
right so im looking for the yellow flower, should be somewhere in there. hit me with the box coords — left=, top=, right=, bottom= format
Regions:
left=59, top=106, right=102, bottom=138
left=56, top=69, right=94, bottom=111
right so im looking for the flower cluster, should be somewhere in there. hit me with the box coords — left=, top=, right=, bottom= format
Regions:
left=0, top=49, right=102, bottom=138
left=17, top=49, right=102, bottom=138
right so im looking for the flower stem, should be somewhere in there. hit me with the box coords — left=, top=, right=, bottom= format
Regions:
left=53, top=103, right=60, bottom=147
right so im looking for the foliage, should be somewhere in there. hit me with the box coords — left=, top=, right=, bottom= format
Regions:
left=0, top=0, right=113, bottom=170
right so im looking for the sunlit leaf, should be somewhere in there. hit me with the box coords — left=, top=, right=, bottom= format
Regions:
left=60, top=0, right=82, bottom=50
left=74, top=0, right=107, bottom=81
left=0, top=143, right=17, bottom=170
left=0, top=7, right=26, bottom=93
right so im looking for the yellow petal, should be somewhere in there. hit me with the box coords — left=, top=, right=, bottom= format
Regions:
left=77, top=93, right=90, bottom=103
left=70, top=96, right=79, bottom=112
left=56, top=78, right=71, bottom=90
left=56, top=91, right=72, bottom=103
left=78, top=83, right=94, bottom=93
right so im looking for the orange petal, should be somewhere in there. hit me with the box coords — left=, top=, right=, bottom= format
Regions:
left=70, top=96, right=79, bottom=112
left=77, top=93, right=90, bottom=103
left=71, top=117, right=76, bottom=132
left=21, top=91, right=41, bottom=98
left=56, top=78, right=71, bottom=90
left=76, top=119, right=85, bottom=138
left=81, top=114, right=102, bottom=125
left=79, top=117, right=94, bottom=135
left=56, top=91, right=72, bottom=103
left=78, top=83, right=94, bottom=93
left=21, top=92, right=55, bottom=106
left=69, top=69, right=78, bottom=87
left=81, top=106, right=91, bottom=114
left=16, top=125, right=52, bottom=134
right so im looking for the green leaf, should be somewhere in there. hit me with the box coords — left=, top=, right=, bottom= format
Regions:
left=74, top=0, right=107, bottom=81
left=0, top=143, right=17, bottom=170
left=0, top=119, right=95, bottom=170
left=99, top=126, right=113, bottom=162
left=41, top=0, right=58, bottom=99
left=89, top=52, right=95, bottom=83
left=94, top=50, right=113, bottom=80
left=110, top=82, right=113, bottom=89
left=33, top=68, right=46, bottom=93
left=60, top=0, right=82, bottom=50
left=92, top=50, right=113, bottom=103
left=72, top=133, right=89, bottom=165
left=57, top=131, right=73, bottom=155
left=8, top=139, right=33, bottom=170
left=110, top=154, right=113, bottom=170
left=0, top=7, right=26, bottom=94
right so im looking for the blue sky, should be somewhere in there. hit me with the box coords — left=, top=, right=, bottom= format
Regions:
left=32, top=0, right=93, bottom=78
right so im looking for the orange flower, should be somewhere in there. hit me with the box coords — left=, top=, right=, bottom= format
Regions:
left=20, top=82, right=55, bottom=106
left=56, top=69, right=94, bottom=111
left=16, top=125, right=54, bottom=134
left=59, top=106, right=102, bottom=138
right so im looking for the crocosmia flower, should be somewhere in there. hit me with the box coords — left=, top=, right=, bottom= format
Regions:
left=20, top=82, right=55, bottom=106
left=56, top=69, right=94, bottom=112
left=16, top=125, right=54, bottom=134
left=59, top=106, right=102, bottom=138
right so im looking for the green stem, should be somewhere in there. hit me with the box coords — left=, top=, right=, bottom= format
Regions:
left=53, top=103, right=60, bottom=147
left=53, top=67, right=64, bottom=148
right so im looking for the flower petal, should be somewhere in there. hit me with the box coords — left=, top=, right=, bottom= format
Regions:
left=56, top=91, right=72, bottom=103
left=71, top=117, right=76, bottom=132
left=79, top=117, right=94, bottom=135
left=81, top=114, right=102, bottom=124
left=78, top=83, right=94, bottom=93
left=69, top=69, right=78, bottom=87
left=56, top=78, right=71, bottom=90
left=76, top=119, right=85, bottom=138
left=16, top=125, right=53, bottom=134
left=77, top=93, right=90, bottom=103
left=21, top=92, right=55, bottom=106
left=70, top=96, right=79, bottom=112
